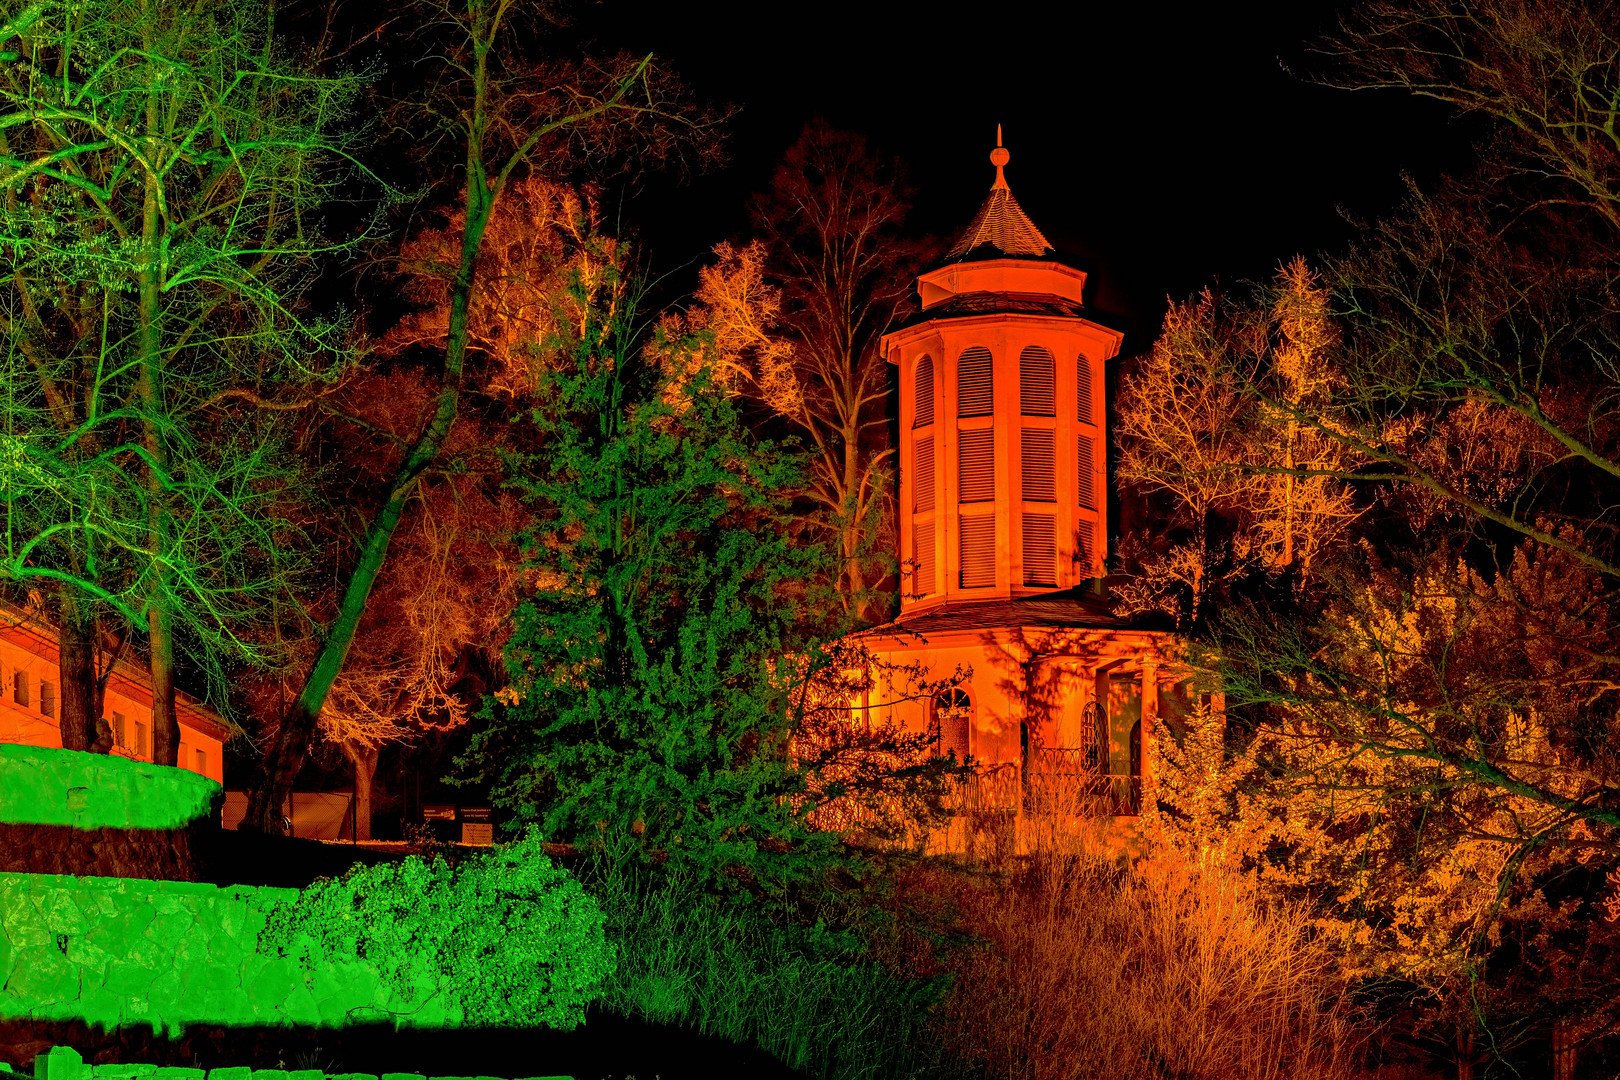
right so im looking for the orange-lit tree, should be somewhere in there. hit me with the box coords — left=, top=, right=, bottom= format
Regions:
left=1143, top=4, right=1620, bottom=1073
left=676, top=123, right=934, bottom=627
left=239, top=0, right=719, bottom=832
left=1115, top=259, right=1360, bottom=628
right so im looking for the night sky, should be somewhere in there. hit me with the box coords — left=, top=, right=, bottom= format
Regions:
left=584, top=1, right=1482, bottom=349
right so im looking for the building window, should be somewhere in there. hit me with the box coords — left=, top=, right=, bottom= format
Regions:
left=959, top=430, right=995, bottom=502
left=133, top=720, right=147, bottom=759
left=960, top=516, right=996, bottom=588
left=13, top=671, right=28, bottom=708
left=914, top=355, right=935, bottom=428
left=196, top=748, right=207, bottom=775
left=113, top=712, right=127, bottom=749
left=958, top=347, right=993, bottom=417
left=1022, top=514, right=1056, bottom=586
left=1021, top=428, right=1055, bottom=501
left=1078, top=353, right=1094, bottom=422
left=932, top=687, right=972, bottom=761
left=1019, top=346, right=1056, bottom=416
left=914, top=434, right=935, bottom=512
left=913, top=520, right=936, bottom=597
left=39, top=681, right=55, bottom=718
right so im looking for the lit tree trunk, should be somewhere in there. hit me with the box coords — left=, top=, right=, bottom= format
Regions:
left=1456, top=1027, right=1476, bottom=1080
left=342, top=741, right=379, bottom=842
left=1552, top=1018, right=1576, bottom=1080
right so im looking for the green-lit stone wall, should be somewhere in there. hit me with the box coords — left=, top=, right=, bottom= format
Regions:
left=0, top=873, right=441, bottom=1037
left=0, top=746, right=218, bottom=830
left=8, top=1046, right=573, bottom=1080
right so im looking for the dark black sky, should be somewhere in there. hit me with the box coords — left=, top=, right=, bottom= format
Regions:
left=579, top=1, right=1481, bottom=349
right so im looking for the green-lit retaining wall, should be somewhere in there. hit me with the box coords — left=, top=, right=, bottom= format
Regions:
left=0, top=873, right=463, bottom=1036
left=6, top=1047, right=572, bottom=1080
left=0, top=746, right=218, bottom=830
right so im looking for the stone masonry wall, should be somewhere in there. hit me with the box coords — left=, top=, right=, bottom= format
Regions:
left=0, top=874, right=455, bottom=1038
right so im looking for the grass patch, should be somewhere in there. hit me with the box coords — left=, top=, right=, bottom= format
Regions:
left=559, top=816, right=1369, bottom=1080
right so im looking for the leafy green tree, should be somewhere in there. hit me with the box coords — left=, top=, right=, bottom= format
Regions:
left=456, top=273, right=969, bottom=914
left=0, top=0, right=370, bottom=758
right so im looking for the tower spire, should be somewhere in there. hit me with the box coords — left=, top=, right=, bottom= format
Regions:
left=990, top=124, right=1009, bottom=190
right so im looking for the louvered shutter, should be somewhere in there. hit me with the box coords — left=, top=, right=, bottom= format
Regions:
left=958, top=347, right=993, bottom=417
left=959, top=430, right=994, bottom=502
left=914, top=435, right=934, bottom=513
left=914, top=356, right=935, bottom=428
left=1076, top=519, right=1097, bottom=572
left=1021, top=429, right=1055, bottom=501
left=960, top=516, right=996, bottom=588
left=1020, top=346, right=1056, bottom=415
left=1077, top=354, right=1094, bottom=423
left=1022, top=514, right=1056, bottom=585
left=1077, top=433, right=1095, bottom=510
left=914, top=520, right=936, bottom=596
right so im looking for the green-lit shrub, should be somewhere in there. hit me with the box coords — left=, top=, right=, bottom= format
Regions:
left=259, top=828, right=617, bottom=1029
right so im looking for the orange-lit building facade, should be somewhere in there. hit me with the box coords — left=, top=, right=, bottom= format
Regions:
left=851, top=139, right=1194, bottom=849
left=0, top=605, right=230, bottom=784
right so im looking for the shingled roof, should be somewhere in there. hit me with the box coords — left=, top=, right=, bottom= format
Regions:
left=856, top=591, right=1131, bottom=639
left=942, top=134, right=1055, bottom=263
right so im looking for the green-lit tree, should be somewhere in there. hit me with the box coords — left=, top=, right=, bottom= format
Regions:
left=238, top=0, right=720, bottom=833
left=0, top=0, right=371, bottom=757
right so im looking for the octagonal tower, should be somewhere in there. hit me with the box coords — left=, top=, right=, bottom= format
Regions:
left=884, top=134, right=1123, bottom=614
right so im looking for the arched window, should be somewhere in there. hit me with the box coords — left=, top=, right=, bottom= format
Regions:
left=914, top=355, right=935, bottom=428
left=958, top=347, right=993, bottom=416
left=1019, top=346, right=1056, bottom=415
left=932, top=687, right=972, bottom=761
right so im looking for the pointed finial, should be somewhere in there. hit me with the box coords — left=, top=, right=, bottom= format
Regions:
left=989, top=125, right=1010, bottom=189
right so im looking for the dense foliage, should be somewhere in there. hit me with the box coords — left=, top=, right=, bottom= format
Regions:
left=260, top=828, right=616, bottom=1029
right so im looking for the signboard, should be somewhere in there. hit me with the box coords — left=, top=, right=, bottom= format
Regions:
left=422, top=804, right=456, bottom=821
left=460, top=805, right=493, bottom=846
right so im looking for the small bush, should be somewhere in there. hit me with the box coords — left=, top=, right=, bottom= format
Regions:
left=260, top=827, right=617, bottom=1029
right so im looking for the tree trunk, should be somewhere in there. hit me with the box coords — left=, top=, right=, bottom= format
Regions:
left=136, top=48, right=180, bottom=768
left=241, top=171, right=494, bottom=834
left=1456, top=1027, right=1476, bottom=1080
left=342, top=742, right=379, bottom=842
left=1552, top=1018, right=1577, bottom=1080
left=56, top=589, right=99, bottom=752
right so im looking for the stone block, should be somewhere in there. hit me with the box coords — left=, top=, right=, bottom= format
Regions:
left=92, top=1065, right=157, bottom=1079
left=284, top=1071, right=322, bottom=1080
left=379, top=1073, right=424, bottom=1080
left=206, top=1068, right=250, bottom=1080
left=250, top=1070, right=288, bottom=1080
left=33, top=1047, right=87, bottom=1080
left=325, top=1074, right=378, bottom=1080
left=151, top=1070, right=203, bottom=1080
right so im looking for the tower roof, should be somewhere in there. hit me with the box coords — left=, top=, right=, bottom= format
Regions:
left=942, top=129, right=1055, bottom=263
